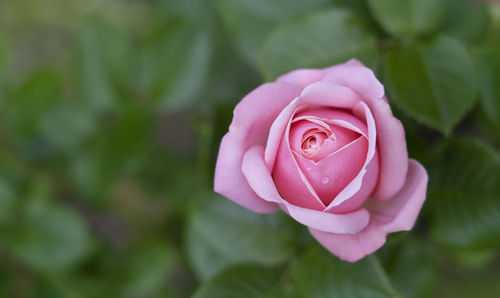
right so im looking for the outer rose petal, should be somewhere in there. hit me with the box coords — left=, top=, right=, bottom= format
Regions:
left=214, top=134, right=278, bottom=212
left=369, top=99, right=408, bottom=201
left=322, top=62, right=385, bottom=102
left=214, top=82, right=302, bottom=213
left=276, top=68, right=327, bottom=89
left=309, top=160, right=428, bottom=262
left=242, top=146, right=370, bottom=234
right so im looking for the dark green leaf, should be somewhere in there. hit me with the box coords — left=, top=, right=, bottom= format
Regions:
left=368, top=0, right=445, bottom=38
left=385, top=36, right=477, bottom=134
left=428, top=138, right=500, bottom=250
left=138, top=19, right=212, bottom=111
left=291, top=245, right=400, bottom=298
left=186, top=195, right=295, bottom=280
left=192, top=265, right=284, bottom=298
left=441, top=0, right=491, bottom=45
left=4, top=70, right=62, bottom=138
left=40, top=103, right=96, bottom=152
left=379, top=238, right=437, bottom=298
left=77, top=16, right=133, bottom=113
left=473, top=48, right=500, bottom=132
left=0, top=178, right=14, bottom=225
left=258, top=9, right=377, bottom=80
left=215, top=0, right=330, bottom=64
left=6, top=199, right=93, bottom=272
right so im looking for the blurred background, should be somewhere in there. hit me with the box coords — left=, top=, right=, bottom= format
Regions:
left=0, top=0, right=499, bottom=297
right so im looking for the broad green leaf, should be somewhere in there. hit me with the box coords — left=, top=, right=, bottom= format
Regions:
left=77, top=16, right=133, bottom=113
left=384, top=36, right=477, bottom=135
left=379, top=238, right=437, bottom=298
left=441, top=0, right=491, bottom=45
left=428, top=139, right=500, bottom=250
left=473, top=48, right=500, bottom=132
left=40, top=103, right=96, bottom=152
left=6, top=199, right=92, bottom=272
left=4, top=70, right=62, bottom=138
left=215, top=0, right=330, bottom=64
left=137, top=19, right=211, bottom=111
left=192, top=265, right=285, bottom=298
left=291, top=245, right=400, bottom=298
left=258, top=9, right=377, bottom=80
left=71, top=103, right=152, bottom=206
left=186, top=195, right=295, bottom=280
left=118, top=243, right=176, bottom=298
left=0, top=39, right=7, bottom=102
left=368, top=0, right=445, bottom=39
left=0, top=178, right=14, bottom=225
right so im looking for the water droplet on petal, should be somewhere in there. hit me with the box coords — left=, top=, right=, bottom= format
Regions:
left=306, top=167, right=312, bottom=172
left=321, top=176, right=330, bottom=184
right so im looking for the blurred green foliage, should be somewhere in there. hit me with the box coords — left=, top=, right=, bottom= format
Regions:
left=0, top=0, right=499, bottom=297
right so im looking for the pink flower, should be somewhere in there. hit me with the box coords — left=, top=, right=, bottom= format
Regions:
left=214, top=59, right=428, bottom=262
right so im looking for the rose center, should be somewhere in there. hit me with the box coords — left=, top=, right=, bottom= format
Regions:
left=301, top=129, right=330, bottom=155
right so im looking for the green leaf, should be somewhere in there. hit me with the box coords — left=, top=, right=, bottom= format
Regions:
left=0, top=178, right=14, bottom=225
left=473, top=48, right=500, bottom=132
left=291, top=245, right=400, bottom=298
left=379, top=238, right=437, bottom=298
left=368, top=0, right=445, bottom=39
left=71, top=103, right=152, bottom=206
left=4, top=70, right=62, bottom=138
left=40, top=103, right=96, bottom=152
left=441, top=0, right=491, bottom=45
left=186, top=195, right=296, bottom=280
left=137, top=19, right=212, bottom=111
left=118, top=243, right=176, bottom=298
left=77, top=16, right=133, bottom=114
left=384, top=36, right=477, bottom=135
left=215, top=0, right=330, bottom=64
left=6, top=199, right=93, bottom=272
left=258, top=9, right=377, bottom=80
left=428, top=138, right=500, bottom=250
left=192, top=265, right=285, bottom=298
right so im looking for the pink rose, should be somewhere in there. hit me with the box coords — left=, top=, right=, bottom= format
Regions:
left=214, top=59, right=428, bottom=262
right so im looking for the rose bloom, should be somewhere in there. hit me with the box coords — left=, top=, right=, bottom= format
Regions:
left=214, top=59, right=428, bottom=262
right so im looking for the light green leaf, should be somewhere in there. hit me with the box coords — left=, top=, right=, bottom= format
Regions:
left=428, top=138, right=500, bottom=250
left=6, top=199, right=93, bottom=272
left=186, top=195, right=296, bottom=280
left=473, top=48, right=500, bottom=132
left=384, top=36, right=477, bottom=135
left=368, top=0, right=445, bottom=38
left=291, top=245, right=400, bottom=298
left=215, top=0, right=330, bottom=64
left=258, top=9, right=377, bottom=80
left=192, top=265, right=285, bottom=298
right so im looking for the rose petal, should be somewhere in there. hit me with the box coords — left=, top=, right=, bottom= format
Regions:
left=273, top=117, right=325, bottom=210
left=214, top=82, right=301, bottom=213
left=309, top=160, right=428, bottom=262
left=300, top=82, right=364, bottom=109
left=369, top=99, right=408, bottom=201
left=294, top=137, right=368, bottom=207
left=214, top=134, right=279, bottom=212
left=242, top=146, right=370, bottom=234
left=322, top=63, right=384, bottom=101
left=325, top=102, right=377, bottom=210
left=276, top=68, right=327, bottom=89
